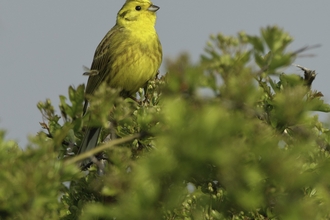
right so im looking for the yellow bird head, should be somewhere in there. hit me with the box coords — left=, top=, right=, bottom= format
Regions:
left=117, top=0, right=159, bottom=28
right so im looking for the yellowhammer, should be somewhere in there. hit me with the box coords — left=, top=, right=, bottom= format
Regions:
left=77, top=0, right=162, bottom=163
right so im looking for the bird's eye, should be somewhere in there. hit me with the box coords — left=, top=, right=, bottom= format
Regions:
left=135, top=6, right=141, bottom=11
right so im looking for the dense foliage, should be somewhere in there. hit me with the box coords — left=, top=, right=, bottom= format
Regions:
left=1, top=26, right=330, bottom=219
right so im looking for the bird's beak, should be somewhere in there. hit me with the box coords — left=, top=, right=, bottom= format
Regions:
left=148, top=4, right=160, bottom=12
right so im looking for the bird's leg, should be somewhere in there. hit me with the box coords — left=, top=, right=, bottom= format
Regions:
left=142, top=86, right=151, bottom=105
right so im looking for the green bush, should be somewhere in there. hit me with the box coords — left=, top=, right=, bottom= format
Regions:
left=1, top=26, right=330, bottom=219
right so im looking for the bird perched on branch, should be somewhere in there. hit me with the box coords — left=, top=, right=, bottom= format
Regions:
left=77, top=0, right=162, bottom=167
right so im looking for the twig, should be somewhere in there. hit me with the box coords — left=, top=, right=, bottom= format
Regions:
left=64, top=133, right=141, bottom=166
left=292, top=44, right=321, bottom=56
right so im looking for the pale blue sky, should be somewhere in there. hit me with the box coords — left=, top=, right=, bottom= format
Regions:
left=1, top=1, right=330, bottom=146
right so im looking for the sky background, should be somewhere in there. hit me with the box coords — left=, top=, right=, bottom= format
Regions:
left=1, top=1, right=330, bottom=147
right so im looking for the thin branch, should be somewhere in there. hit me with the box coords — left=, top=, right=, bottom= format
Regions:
left=292, top=44, right=321, bottom=56
left=64, top=133, right=141, bottom=166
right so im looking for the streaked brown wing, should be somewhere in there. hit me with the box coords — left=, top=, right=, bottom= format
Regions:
left=85, top=27, right=120, bottom=96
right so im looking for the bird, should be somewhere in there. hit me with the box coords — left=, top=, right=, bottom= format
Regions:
left=77, top=0, right=162, bottom=167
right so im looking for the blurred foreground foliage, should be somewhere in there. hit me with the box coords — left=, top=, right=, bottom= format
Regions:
left=1, top=26, right=330, bottom=219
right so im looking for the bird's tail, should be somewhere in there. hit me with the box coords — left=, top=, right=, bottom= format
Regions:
left=77, top=127, right=101, bottom=168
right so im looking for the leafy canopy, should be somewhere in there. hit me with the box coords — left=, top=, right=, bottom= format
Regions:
left=1, top=26, right=330, bottom=220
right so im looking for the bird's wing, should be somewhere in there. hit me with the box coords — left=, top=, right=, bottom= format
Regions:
left=85, top=26, right=122, bottom=96
left=82, top=26, right=123, bottom=113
